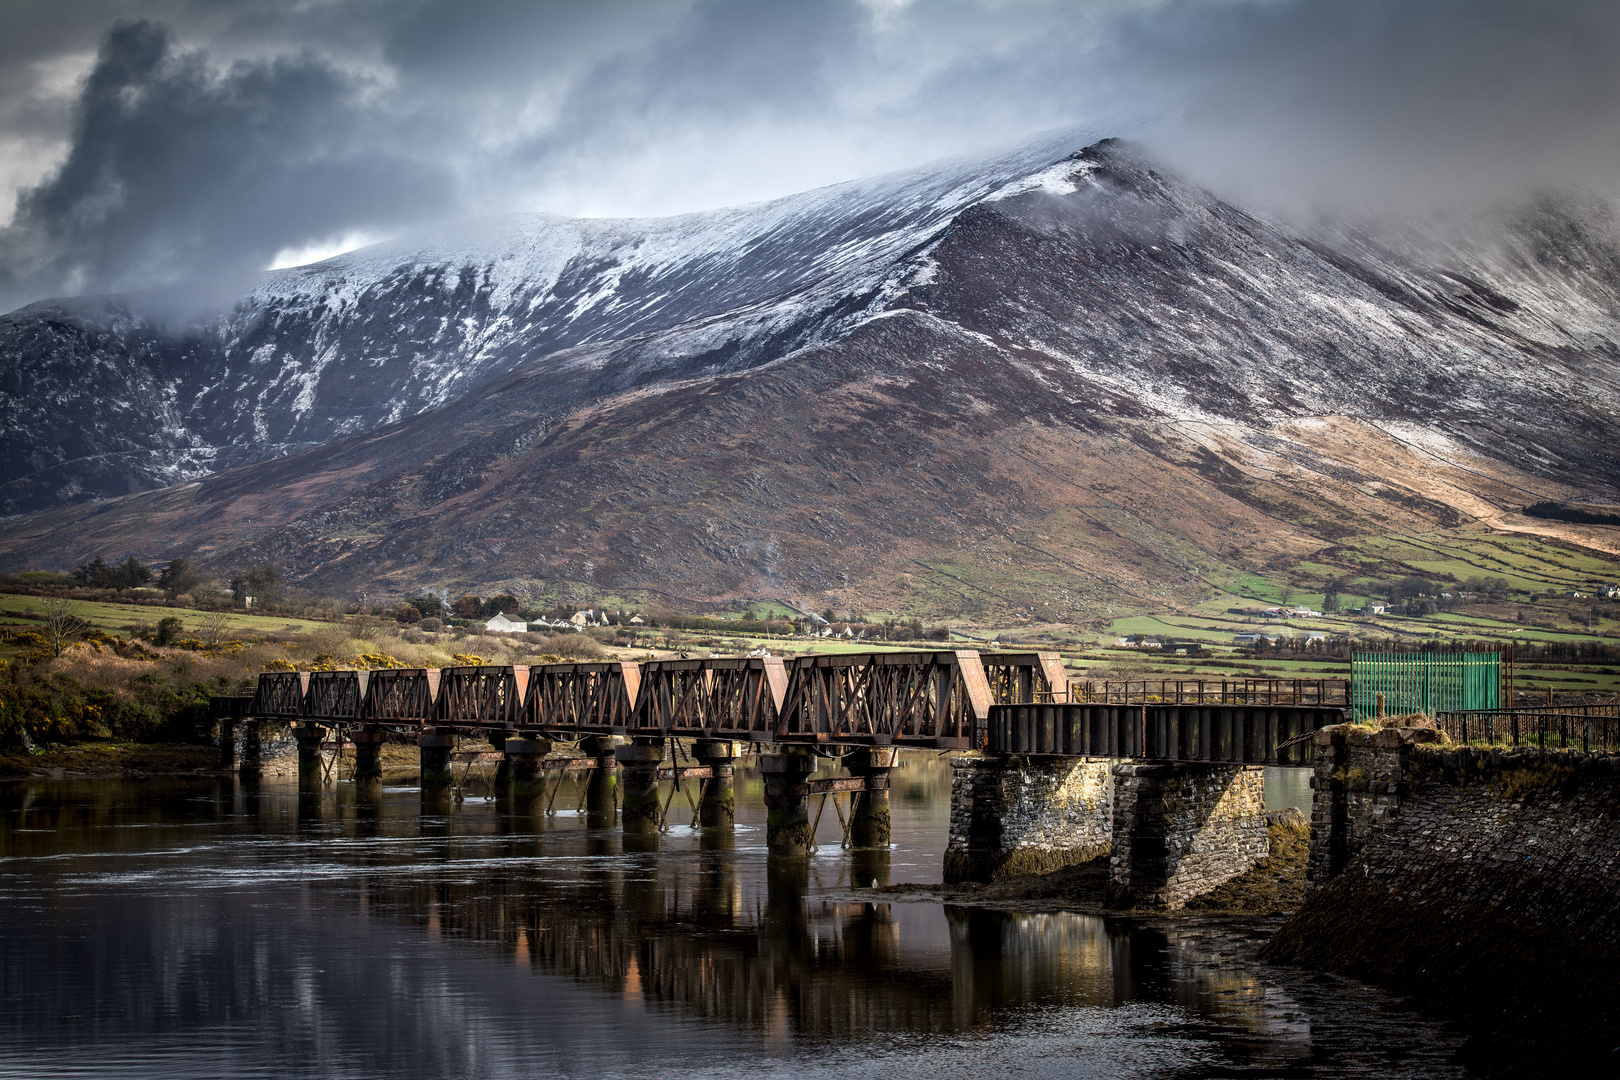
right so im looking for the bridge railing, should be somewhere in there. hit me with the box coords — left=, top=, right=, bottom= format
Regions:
left=1436, top=706, right=1620, bottom=753
left=436, top=665, right=529, bottom=727
left=361, top=668, right=441, bottom=722
left=304, top=670, right=370, bottom=720
left=979, top=652, right=1069, bottom=705
left=1069, top=678, right=1348, bottom=707
left=251, top=671, right=309, bottom=717
left=988, top=703, right=1340, bottom=764
left=630, top=657, right=784, bottom=736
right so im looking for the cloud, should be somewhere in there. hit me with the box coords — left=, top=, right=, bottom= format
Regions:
left=1, top=0, right=1619, bottom=313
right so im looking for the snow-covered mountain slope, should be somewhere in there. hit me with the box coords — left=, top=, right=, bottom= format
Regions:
left=0, top=129, right=1100, bottom=516
left=2, top=136, right=1618, bottom=613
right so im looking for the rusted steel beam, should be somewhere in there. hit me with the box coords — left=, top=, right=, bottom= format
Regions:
left=986, top=702, right=1345, bottom=762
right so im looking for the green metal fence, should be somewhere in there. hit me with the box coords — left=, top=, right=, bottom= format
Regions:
left=1351, top=652, right=1500, bottom=720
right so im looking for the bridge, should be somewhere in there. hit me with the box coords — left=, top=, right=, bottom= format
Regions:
left=217, top=651, right=1348, bottom=907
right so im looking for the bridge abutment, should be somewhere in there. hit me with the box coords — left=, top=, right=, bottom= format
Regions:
left=944, top=754, right=1114, bottom=883
left=1107, top=762, right=1267, bottom=910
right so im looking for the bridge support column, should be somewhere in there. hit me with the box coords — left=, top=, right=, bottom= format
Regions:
left=490, top=731, right=514, bottom=789
left=295, top=724, right=329, bottom=791
left=219, top=717, right=239, bottom=771
left=845, top=747, right=896, bottom=848
left=581, top=736, right=621, bottom=826
left=760, top=748, right=819, bottom=856
left=504, top=738, right=553, bottom=799
left=419, top=730, right=456, bottom=809
left=237, top=720, right=264, bottom=777
left=944, top=755, right=1114, bottom=884
left=692, top=740, right=739, bottom=828
left=616, top=738, right=666, bottom=835
left=350, top=727, right=386, bottom=781
left=1107, top=762, right=1267, bottom=910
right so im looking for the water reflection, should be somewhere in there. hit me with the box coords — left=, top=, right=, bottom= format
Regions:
left=0, top=761, right=1466, bottom=1079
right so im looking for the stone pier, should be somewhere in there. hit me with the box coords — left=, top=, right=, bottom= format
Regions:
left=944, top=755, right=1114, bottom=883
left=504, top=738, right=553, bottom=798
left=418, top=729, right=456, bottom=789
left=1106, top=762, right=1267, bottom=910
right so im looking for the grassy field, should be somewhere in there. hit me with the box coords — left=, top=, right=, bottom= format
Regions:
left=0, top=593, right=336, bottom=637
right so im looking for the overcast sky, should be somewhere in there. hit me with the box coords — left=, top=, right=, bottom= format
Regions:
left=2, top=0, right=1619, bottom=313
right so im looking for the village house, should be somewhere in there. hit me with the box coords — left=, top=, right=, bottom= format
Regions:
left=484, top=612, right=527, bottom=633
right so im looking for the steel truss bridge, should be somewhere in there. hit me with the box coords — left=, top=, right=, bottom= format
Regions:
left=242, top=650, right=1339, bottom=764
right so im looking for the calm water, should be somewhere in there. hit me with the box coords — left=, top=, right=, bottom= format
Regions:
left=0, top=757, right=1469, bottom=1079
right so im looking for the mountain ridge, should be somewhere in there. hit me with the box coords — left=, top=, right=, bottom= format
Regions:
left=2, top=135, right=1618, bottom=616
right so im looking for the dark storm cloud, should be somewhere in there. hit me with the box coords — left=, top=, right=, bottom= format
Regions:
left=2, top=0, right=1619, bottom=313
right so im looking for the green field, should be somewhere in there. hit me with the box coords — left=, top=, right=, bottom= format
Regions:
left=0, top=594, right=336, bottom=637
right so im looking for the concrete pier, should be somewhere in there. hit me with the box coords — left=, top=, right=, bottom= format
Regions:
left=582, top=735, right=620, bottom=827
left=295, top=724, right=328, bottom=791
left=845, top=747, right=896, bottom=848
left=617, top=738, right=666, bottom=835
left=504, top=738, right=553, bottom=797
left=760, top=748, right=818, bottom=855
left=351, top=727, right=386, bottom=781
left=692, top=739, right=740, bottom=828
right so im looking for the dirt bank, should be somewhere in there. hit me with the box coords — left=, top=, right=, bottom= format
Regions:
left=0, top=741, right=218, bottom=781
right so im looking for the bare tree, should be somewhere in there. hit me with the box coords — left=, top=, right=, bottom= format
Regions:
left=200, top=611, right=233, bottom=647
left=40, top=600, right=88, bottom=658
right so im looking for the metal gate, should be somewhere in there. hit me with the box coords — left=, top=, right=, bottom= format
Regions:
left=1351, top=651, right=1500, bottom=719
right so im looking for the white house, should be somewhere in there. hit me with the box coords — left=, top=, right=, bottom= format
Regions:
left=484, top=612, right=527, bottom=633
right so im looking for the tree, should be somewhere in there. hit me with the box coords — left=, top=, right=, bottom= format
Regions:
left=405, top=596, right=443, bottom=619
left=453, top=595, right=483, bottom=619
left=199, top=611, right=233, bottom=647
left=485, top=593, right=520, bottom=616
left=231, top=564, right=281, bottom=605
left=40, top=600, right=87, bottom=658
left=158, top=557, right=201, bottom=598
left=73, top=556, right=114, bottom=588
left=154, top=616, right=184, bottom=646
left=1321, top=579, right=1342, bottom=614
left=396, top=605, right=422, bottom=624
left=114, top=556, right=152, bottom=591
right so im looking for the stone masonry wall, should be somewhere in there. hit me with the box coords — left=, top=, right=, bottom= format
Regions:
left=944, top=755, right=1113, bottom=883
left=1268, top=727, right=1620, bottom=1069
left=1108, top=763, right=1268, bottom=910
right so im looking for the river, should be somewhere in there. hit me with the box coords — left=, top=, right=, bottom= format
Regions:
left=0, top=754, right=1471, bottom=1078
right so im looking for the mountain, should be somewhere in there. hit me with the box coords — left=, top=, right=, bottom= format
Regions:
left=2, top=135, right=1618, bottom=617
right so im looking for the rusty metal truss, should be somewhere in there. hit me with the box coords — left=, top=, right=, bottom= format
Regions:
left=304, top=670, right=369, bottom=720
left=775, top=651, right=991, bottom=747
left=252, top=671, right=309, bottom=717
left=525, top=662, right=641, bottom=732
left=361, top=669, right=441, bottom=722
left=978, top=652, right=1069, bottom=705
left=436, top=665, right=530, bottom=727
left=630, top=657, right=786, bottom=736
